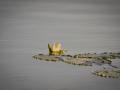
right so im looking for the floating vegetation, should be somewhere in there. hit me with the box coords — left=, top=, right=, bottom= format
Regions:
left=73, top=52, right=120, bottom=60
left=33, top=54, right=94, bottom=66
left=32, top=52, right=120, bottom=79
left=93, top=69, right=120, bottom=78
left=92, top=57, right=112, bottom=65
left=32, top=54, right=60, bottom=62
left=32, top=42, right=120, bottom=78
left=60, top=57, right=93, bottom=66
left=32, top=52, right=120, bottom=66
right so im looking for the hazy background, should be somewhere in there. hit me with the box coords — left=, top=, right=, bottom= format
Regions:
left=0, top=0, right=120, bottom=53
left=0, top=0, right=120, bottom=90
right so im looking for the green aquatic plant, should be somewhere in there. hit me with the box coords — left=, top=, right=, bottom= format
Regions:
left=93, top=70, right=120, bottom=78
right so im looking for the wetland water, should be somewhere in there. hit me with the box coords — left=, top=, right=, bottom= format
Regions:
left=0, top=50, right=120, bottom=90
left=0, top=0, right=120, bottom=90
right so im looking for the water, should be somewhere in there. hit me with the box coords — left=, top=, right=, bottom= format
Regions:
left=0, top=0, right=120, bottom=90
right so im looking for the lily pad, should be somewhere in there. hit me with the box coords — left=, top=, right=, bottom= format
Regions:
left=93, top=69, right=120, bottom=78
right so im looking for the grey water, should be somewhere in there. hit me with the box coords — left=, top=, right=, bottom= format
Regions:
left=0, top=0, right=120, bottom=90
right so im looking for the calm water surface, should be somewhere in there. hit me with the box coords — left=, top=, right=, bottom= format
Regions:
left=0, top=0, right=120, bottom=90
